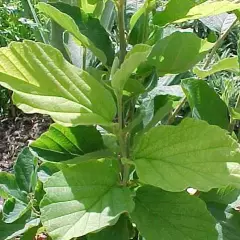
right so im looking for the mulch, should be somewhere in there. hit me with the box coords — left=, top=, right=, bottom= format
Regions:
left=0, top=114, right=52, bottom=172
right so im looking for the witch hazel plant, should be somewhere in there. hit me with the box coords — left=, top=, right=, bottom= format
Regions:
left=1, top=0, right=240, bottom=239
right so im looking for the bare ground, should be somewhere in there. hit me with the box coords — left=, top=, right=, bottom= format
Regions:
left=0, top=114, right=52, bottom=172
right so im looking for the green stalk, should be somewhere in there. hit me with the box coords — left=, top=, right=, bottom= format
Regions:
left=116, top=0, right=129, bottom=185
left=229, top=93, right=240, bottom=134
left=82, top=47, right=87, bottom=70
left=26, top=0, right=48, bottom=44
left=168, top=19, right=238, bottom=125
left=117, top=0, right=127, bottom=64
left=142, top=11, right=148, bottom=43
left=117, top=94, right=129, bottom=185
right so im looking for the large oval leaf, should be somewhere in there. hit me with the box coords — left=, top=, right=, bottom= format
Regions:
left=148, top=32, right=214, bottom=76
left=40, top=159, right=134, bottom=240
left=133, top=118, right=240, bottom=192
left=153, top=0, right=240, bottom=26
left=0, top=41, right=116, bottom=126
left=131, top=185, right=217, bottom=240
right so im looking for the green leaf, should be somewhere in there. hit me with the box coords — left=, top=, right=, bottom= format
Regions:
left=79, top=0, right=104, bottom=15
left=100, top=0, right=115, bottom=32
left=20, top=226, right=38, bottom=240
left=111, top=44, right=152, bottom=93
left=38, top=2, right=114, bottom=66
left=181, top=79, right=229, bottom=129
left=0, top=172, right=27, bottom=203
left=14, top=147, right=38, bottom=193
left=38, top=162, right=62, bottom=183
left=34, top=181, right=45, bottom=206
left=207, top=203, right=240, bottom=240
left=153, top=0, right=195, bottom=26
left=63, top=32, right=85, bottom=68
left=129, top=4, right=145, bottom=30
left=88, top=214, right=133, bottom=240
left=30, top=124, right=104, bottom=162
left=128, top=0, right=155, bottom=45
left=2, top=198, right=29, bottom=224
left=229, top=107, right=240, bottom=120
left=133, top=118, right=240, bottom=192
left=201, top=186, right=240, bottom=209
left=193, top=57, right=239, bottom=78
left=143, top=95, right=173, bottom=132
left=153, top=0, right=240, bottom=26
left=0, top=41, right=116, bottom=126
left=129, top=13, right=150, bottom=45
left=124, top=78, right=145, bottom=97
left=40, top=159, right=134, bottom=240
left=50, top=20, right=71, bottom=62
left=131, top=185, right=217, bottom=240
left=148, top=32, right=214, bottom=76
left=0, top=211, right=40, bottom=240
left=200, top=13, right=237, bottom=34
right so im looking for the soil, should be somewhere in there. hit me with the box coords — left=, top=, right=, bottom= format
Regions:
left=0, top=114, right=52, bottom=172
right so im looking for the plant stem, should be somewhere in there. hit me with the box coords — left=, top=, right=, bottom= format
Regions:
left=167, top=19, right=237, bottom=125
left=117, top=94, right=130, bottom=184
left=116, top=0, right=129, bottom=185
left=26, top=0, right=48, bottom=44
left=117, top=0, right=127, bottom=64
left=82, top=47, right=87, bottom=70
left=229, top=93, right=240, bottom=134
left=203, top=19, right=238, bottom=69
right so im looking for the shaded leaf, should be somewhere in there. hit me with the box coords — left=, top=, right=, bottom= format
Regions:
left=0, top=211, right=40, bottom=240
left=182, top=79, right=229, bottom=129
left=207, top=203, right=240, bottom=240
left=50, top=20, right=71, bottom=62
left=128, top=0, right=155, bottom=45
left=38, top=2, right=114, bottom=65
left=124, top=78, right=145, bottom=97
left=0, top=172, right=27, bottom=203
left=14, top=147, right=38, bottom=193
left=100, top=0, right=116, bottom=32
left=131, top=185, right=217, bottom=240
left=21, top=226, right=39, bottom=240
left=2, top=198, right=29, bottom=224
left=31, top=124, right=104, bottom=162
left=201, top=186, right=240, bottom=209
left=88, top=214, right=133, bottom=240
left=143, top=95, right=173, bottom=132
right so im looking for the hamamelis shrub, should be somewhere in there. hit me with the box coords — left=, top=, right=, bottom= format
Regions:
left=1, top=0, right=240, bottom=239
